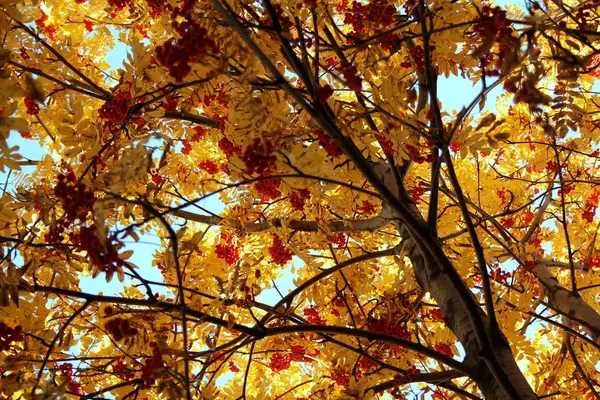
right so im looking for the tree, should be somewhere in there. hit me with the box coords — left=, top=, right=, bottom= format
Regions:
left=1, top=0, right=600, bottom=398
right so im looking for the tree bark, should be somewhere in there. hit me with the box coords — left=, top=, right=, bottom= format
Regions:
left=396, top=199, right=536, bottom=399
left=373, top=161, right=537, bottom=399
left=533, top=262, right=600, bottom=343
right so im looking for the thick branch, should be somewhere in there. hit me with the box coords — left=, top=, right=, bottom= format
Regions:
left=162, top=110, right=222, bottom=129
left=172, top=209, right=390, bottom=233
left=209, top=2, right=536, bottom=398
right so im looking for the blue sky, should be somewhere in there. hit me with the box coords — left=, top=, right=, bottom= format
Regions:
left=2, top=2, right=559, bottom=396
left=5, top=2, right=591, bottom=400
left=2, top=0, right=545, bottom=319
left=2, top=0, right=525, bottom=305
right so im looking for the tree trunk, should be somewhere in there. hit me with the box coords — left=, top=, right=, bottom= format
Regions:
left=374, top=161, right=537, bottom=399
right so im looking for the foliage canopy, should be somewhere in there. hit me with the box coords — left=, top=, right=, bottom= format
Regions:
left=1, top=0, right=600, bottom=398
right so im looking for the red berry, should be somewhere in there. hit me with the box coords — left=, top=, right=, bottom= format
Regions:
left=216, top=243, right=240, bottom=266
left=242, top=139, right=277, bottom=175
left=314, top=129, right=343, bottom=158
left=316, top=84, right=334, bottom=103
left=24, top=97, right=40, bottom=115
left=268, top=353, right=291, bottom=372
left=254, top=179, right=282, bottom=201
left=289, top=188, right=311, bottom=211
left=269, top=235, right=293, bottom=265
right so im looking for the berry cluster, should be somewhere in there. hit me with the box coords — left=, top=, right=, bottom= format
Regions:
left=558, top=185, right=575, bottom=197
left=472, top=7, right=517, bottom=77
left=400, top=45, right=425, bottom=72
left=151, top=171, right=164, bottom=186
left=141, top=342, right=165, bottom=388
left=157, top=262, right=167, bottom=275
left=341, top=64, right=362, bottom=91
left=429, top=308, right=444, bottom=322
left=357, top=356, right=378, bottom=378
left=19, top=47, right=30, bottom=60
left=343, top=0, right=395, bottom=34
left=314, top=129, right=343, bottom=158
left=490, top=268, right=511, bottom=282
left=330, top=368, right=350, bottom=387
left=54, top=171, right=95, bottom=222
left=289, top=344, right=316, bottom=363
left=582, top=191, right=600, bottom=223
left=107, top=0, right=132, bottom=11
left=44, top=225, right=66, bottom=244
left=45, top=171, right=96, bottom=243
left=332, top=297, right=345, bottom=309
left=0, top=322, right=23, bottom=351
left=500, top=216, right=514, bottom=229
left=156, top=11, right=216, bottom=81
left=112, top=357, right=135, bottom=380
left=215, top=243, right=240, bottom=266
left=366, top=318, right=411, bottom=340
left=431, top=391, right=448, bottom=400
left=199, top=160, right=220, bottom=175
left=449, top=141, right=463, bottom=153
left=74, top=226, right=127, bottom=281
left=218, top=137, right=241, bottom=159
left=262, top=4, right=293, bottom=32
left=181, top=140, right=193, bottom=155
left=162, top=95, right=179, bottom=111
left=289, top=188, right=311, bottom=211
left=358, top=200, right=377, bottom=215
left=268, top=353, right=291, bottom=372
left=324, top=57, right=337, bottom=69
left=146, top=0, right=170, bottom=18
left=496, top=188, right=508, bottom=205
left=254, top=179, right=282, bottom=201
left=584, top=255, right=600, bottom=269
left=105, top=317, right=138, bottom=342
left=573, top=0, right=600, bottom=29
left=24, top=97, right=40, bottom=115
left=402, top=0, right=421, bottom=19
left=408, top=183, right=426, bottom=203
left=376, top=135, right=394, bottom=154
left=191, top=126, right=206, bottom=141
left=328, top=232, right=347, bottom=248
left=529, top=234, right=545, bottom=256
left=35, top=11, right=57, bottom=40
left=521, top=209, right=535, bottom=225
left=405, top=144, right=434, bottom=164
left=378, top=32, right=401, bottom=53
left=220, top=360, right=237, bottom=374
left=242, top=139, right=276, bottom=175
left=83, top=19, right=94, bottom=33
left=273, top=5, right=295, bottom=31
left=405, top=365, right=420, bottom=380
left=522, top=260, right=536, bottom=271
left=98, top=92, right=131, bottom=128
left=56, top=363, right=85, bottom=395
left=201, top=86, right=229, bottom=107
left=316, top=84, right=334, bottom=103
left=304, top=305, right=326, bottom=325
left=269, top=235, right=293, bottom=265
left=545, top=160, right=566, bottom=172
left=433, top=343, right=454, bottom=358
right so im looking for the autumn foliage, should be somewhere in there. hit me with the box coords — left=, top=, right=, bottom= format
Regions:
left=1, top=0, right=600, bottom=399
